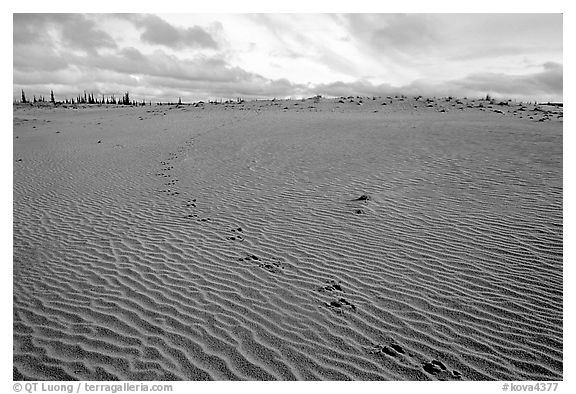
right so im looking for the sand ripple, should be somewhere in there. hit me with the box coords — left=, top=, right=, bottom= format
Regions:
left=14, top=101, right=562, bottom=380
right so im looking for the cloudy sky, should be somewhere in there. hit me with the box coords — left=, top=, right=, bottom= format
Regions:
left=13, top=13, right=563, bottom=102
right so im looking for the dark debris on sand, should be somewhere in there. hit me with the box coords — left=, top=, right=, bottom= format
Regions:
left=352, top=194, right=371, bottom=202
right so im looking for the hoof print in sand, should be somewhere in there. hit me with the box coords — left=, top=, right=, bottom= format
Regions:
left=325, top=298, right=356, bottom=313
left=353, top=209, right=365, bottom=215
left=227, top=228, right=245, bottom=241
left=389, top=343, right=405, bottom=354
left=258, top=257, right=284, bottom=273
left=227, top=235, right=244, bottom=242
left=238, top=254, right=259, bottom=262
left=317, top=280, right=344, bottom=293
left=352, top=194, right=371, bottom=202
left=369, top=343, right=406, bottom=359
left=259, top=262, right=283, bottom=273
left=422, top=360, right=446, bottom=375
left=238, top=254, right=285, bottom=273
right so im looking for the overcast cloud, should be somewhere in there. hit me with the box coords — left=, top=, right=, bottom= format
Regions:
left=13, top=13, right=563, bottom=102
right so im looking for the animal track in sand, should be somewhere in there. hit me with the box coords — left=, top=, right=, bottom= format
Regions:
left=369, top=343, right=463, bottom=379
left=352, top=194, right=371, bottom=202
left=422, top=359, right=463, bottom=379
left=227, top=228, right=245, bottom=242
left=422, top=359, right=447, bottom=374
left=315, top=278, right=358, bottom=315
left=237, top=254, right=285, bottom=274
left=227, top=235, right=244, bottom=241
left=369, top=343, right=406, bottom=359
left=324, top=297, right=356, bottom=313
left=316, top=280, right=344, bottom=293
left=349, top=194, right=373, bottom=215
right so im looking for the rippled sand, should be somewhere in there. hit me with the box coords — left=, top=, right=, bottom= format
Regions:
left=13, top=97, right=563, bottom=380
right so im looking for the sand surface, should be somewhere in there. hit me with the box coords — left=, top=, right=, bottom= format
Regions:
left=13, top=97, right=563, bottom=380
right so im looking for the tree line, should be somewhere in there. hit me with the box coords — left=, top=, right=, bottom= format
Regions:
left=16, top=90, right=244, bottom=107
left=17, top=90, right=256, bottom=107
left=19, top=90, right=152, bottom=106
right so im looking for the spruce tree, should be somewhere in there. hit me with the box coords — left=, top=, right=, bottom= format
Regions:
left=21, top=89, right=27, bottom=103
left=50, top=90, right=55, bottom=104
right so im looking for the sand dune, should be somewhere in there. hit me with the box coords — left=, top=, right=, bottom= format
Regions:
left=13, top=97, right=562, bottom=380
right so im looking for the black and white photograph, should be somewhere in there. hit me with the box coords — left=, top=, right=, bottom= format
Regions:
left=8, top=4, right=569, bottom=391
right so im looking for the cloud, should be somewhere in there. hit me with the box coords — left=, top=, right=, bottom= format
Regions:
left=57, top=14, right=117, bottom=52
left=13, top=43, right=68, bottom=72
left=12, top=14, right=563, bottom=102
left=124, top=14, right=218, bottom=49
left=310, top=62, right=562, bottom=101
left=343, top=14, right=440, bottom=57
left=91, top=48, right=306, bottom=97
left=340, top=13, right=562, bottom=76
left=13, top=68, right=140, bottom=93
left=90, top=47, right=251, bottom=83
left=449, top=62, right=563, bottom=98
left=13, top=14, right=116, bottom=52
left=139, top=75, right=305, bottom=99
left=312, top=80, right=398, bottom=97
left=13, top=14, right=47, bottom=46
left=13, top=42, right=306, bottom=101
left=14, top=48, right=563, bottom=102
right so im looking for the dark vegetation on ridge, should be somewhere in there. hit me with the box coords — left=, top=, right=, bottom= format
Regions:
left=16, top=90, right=562, bottom=108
